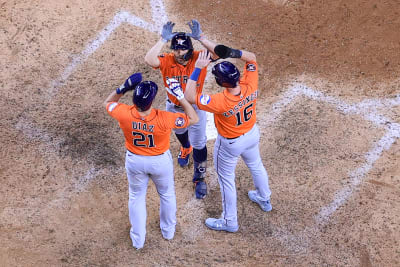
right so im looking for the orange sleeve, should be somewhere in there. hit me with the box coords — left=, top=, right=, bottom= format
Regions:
left=195, top=92, right=225, bottom=114
left=158, top=110, right=190, bottom=130
left=157, top=53, right=168, bottom=70
left=241, top=61, right=258, bottom=90
left=106, top=102, right=127, bottom=119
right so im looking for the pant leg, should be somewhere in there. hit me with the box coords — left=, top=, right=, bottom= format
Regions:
left=213, top=135, right=240, bottom=226
left=188, top=105, right=207, bottom=150
left=240, top=125, right=272, bottom=200
left=125, top=152, right=149, bottom=249
left=149, top=150, right=176, bottom=239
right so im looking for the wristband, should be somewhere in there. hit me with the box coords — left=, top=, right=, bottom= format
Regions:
left=230, top=49, right=242, bottom=58
left=190, top=68, right=201, bottom=81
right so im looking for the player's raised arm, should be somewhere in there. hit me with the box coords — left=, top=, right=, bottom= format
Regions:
left=186, top=19, right=218, bottom=60
left=185, top=50, right=211, bottom=104
left=103, top=73, right=143, bottom=107
left=144, top=21, right=177, bottom=67
left=166, top=78, right=199, bottom=126
left=213, top=44, right=256, bottom=63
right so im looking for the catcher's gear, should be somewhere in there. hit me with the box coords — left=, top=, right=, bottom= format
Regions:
left=116, top=73, right=142, bottom=95
left=161, top=21, right=177, bottom=42
left=187, top=19, right=202, bottom=40
left=166, top=78, right=184, bottom=100
left=212, top=61, right=240, bottom=88
left=133, top=81, right=158, bottom=111
left=214, top=45, right=242, bottom=59
left=170, top=32, right=193, bottom=61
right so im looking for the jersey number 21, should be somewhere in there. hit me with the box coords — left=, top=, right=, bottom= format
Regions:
left=132, top=132, right=155, bottom=147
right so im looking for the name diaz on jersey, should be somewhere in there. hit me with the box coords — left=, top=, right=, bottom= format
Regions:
left=132, top=122, right=154, bottom=133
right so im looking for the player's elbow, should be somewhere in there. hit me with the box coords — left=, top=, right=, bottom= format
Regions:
left=189, top=115, right=199, bottom=126
left=144, top=54, right=159, bottom=68
left=246, top=52, right=256, bottom=62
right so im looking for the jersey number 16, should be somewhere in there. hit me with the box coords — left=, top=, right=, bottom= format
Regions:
left=235, top=103, right=254, bottom=126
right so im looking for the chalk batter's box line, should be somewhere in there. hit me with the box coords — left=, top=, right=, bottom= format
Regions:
left=261, top=83, right=400, bottom=227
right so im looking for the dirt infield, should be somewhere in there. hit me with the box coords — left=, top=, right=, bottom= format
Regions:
left=1, top=0, right=399, bottom=266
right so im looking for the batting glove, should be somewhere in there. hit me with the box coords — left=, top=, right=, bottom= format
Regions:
left=116, top=73, right=142, bottom=94
left=187, top=19, right=202, bottom=40
left=166, top=78, right=184, bottom=100
left=161, top=21, right=177, bottom=42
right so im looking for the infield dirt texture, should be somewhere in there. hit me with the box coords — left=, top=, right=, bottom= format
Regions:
left=1, top=0, right=399, bottom=266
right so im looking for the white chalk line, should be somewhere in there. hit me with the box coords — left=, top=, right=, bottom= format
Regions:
left=48, top=1, right=168, bottom=98
left=263, top=83, right=400, bottom=226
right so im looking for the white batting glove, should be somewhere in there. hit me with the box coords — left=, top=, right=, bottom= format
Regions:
left=166, top=78, right=184, bottom=100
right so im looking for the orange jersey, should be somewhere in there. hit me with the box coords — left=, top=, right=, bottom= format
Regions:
left=195, top=61, right=259, bottom=139
left=107, top=102, right=190, bottom=156
left=157, top=50, right=207, bottom=106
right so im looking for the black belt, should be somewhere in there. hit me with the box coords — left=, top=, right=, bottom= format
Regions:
left=127, top=149, right=165, bottom=156
left=227, top=134, right=244, bottom=140
left=167, top=99, right=182, bottom=109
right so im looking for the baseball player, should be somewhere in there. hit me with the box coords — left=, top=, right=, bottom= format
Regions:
left=104, top=73, right=199, bottom=249
left=144, top=20, right=217, bottom=199
left=184, top=47, right=273, bottom=232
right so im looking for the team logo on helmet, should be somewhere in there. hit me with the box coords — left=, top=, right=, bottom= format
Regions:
left=175, top=117, right=185, bottom=127
left=171, top=32, right=193, bottom=50
left=177, top=39, right=186, bottom=45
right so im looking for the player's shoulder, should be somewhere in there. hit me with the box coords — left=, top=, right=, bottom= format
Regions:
left=245, top=60, right=258, bottom=72
left=107, top=102, right=128, bottom=113
left=199, top=91, right=224, bottom=105
left=158, top=52, right=174, bottom=58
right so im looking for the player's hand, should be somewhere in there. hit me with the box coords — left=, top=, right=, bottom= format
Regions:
left=166, top=78, right=184, bottom=100
left=116, top=73, right=142, bottom=94
left=195, top=50, right=211, bottom=69
left=161, top=21, right=177, bottom=42
left=187, top=19, right=202, bottom=40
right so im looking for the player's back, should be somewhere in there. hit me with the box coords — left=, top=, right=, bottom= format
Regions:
left=107, top=103, right=189, bottom=156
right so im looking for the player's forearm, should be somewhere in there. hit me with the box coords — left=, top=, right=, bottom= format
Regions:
left=104, top=91, right=123, bottom=107
left=144, top=38, right=164, bottom=67
left=199, top=35, right=218, bottom=60
left=179, top=98, right=199, bottom=125
left=184, top=79, right=198, bottom=104
left=239, top=50, right=256, bottom=62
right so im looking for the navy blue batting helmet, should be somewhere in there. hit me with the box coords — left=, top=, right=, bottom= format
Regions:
left=211, top=61, right=240, bottom=88
left=170, top=32, right=193, bottom=61
left=133, top=81, right=158, bottom=111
